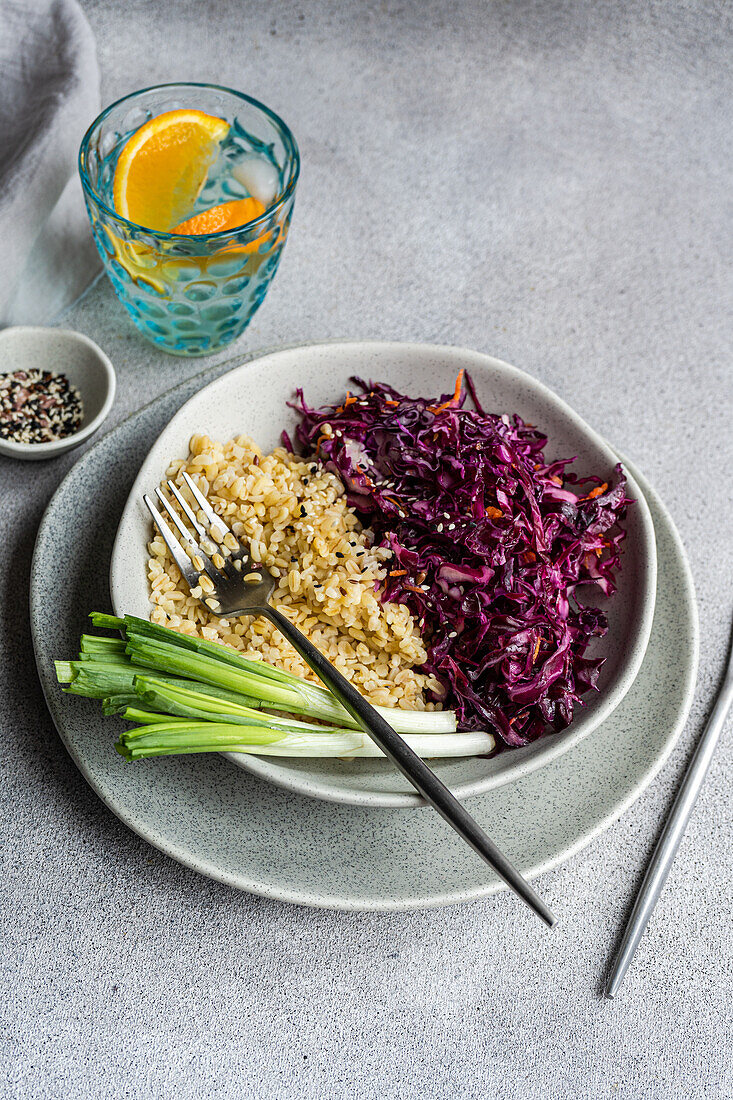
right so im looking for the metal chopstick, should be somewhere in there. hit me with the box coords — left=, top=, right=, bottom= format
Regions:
left=605, top=622, right=733, bottom=998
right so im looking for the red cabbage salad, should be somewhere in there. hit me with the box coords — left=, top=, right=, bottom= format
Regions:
left=287, top=370, right=633, bottom=750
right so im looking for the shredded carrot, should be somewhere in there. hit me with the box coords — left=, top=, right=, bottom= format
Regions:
left=429, top=369, right=465, bottom=414
left=550, top=475, right=563, bottom=486
left=334, top=391, right=360, bottom=414
left=451, top=368, right=465, bottom=404
left=583, top=482, right=608, bottom=500
left=522, top=550, right=536, bottom=564
left=404, top=583, right=425, bottom=594
left=532, top=636, right=541, bottom=663
left=384, top=399, right=399, bottom=407
left=388, top=569, right=408, bottom=577
left=354, top=463, right=374, bottom=487
left=486, top=506, right=503, bottom=519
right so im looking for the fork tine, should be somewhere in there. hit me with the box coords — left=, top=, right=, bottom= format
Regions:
left=181, top=471, right=232, bottom=540
left=144, top=494, right=200, bottom=589
left=166, top=480, right=207, bottom=539
left=155, top=486, right=196, bottom=546
left=176, top=471, right=251, bottom=575
left=157, top=485, right=223, bottom=581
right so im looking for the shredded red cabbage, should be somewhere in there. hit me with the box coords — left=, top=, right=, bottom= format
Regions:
left=286, top=373, right=632, bottom=747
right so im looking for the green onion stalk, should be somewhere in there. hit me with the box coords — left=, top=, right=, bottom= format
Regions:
left=54, top=612, right=497, bottom=762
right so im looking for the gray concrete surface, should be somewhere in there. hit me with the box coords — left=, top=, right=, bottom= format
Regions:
left=2, top=1, right=732, bottom=1097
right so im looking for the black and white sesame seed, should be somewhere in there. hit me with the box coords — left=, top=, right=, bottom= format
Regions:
left=0, top=369, right=83, bottom=444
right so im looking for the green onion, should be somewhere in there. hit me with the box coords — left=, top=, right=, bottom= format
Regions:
left=57, top=660, right=260, bottom=710
left=116, top=722, right=288, bottom=760
left=117, top=614, right=298, bottom=686
left=111, top=613, right=455, bottom=732
left=56, top=660, right=143, bottom=698
left=229, top=729, right=494, bottom=759
left=102, top=694, right=143, bottom=715
left=125, top=635, right=304, bottom=709
left=121, top=707, right=187, bottom=725
left=132, top=676, right=340, bottom=732
left=80, top=635, right=127, bottom=657
left=123, top=628, right=455, bottom=733
left=116, top=725, right=494, bottom=760
left=53, top=612, right=486, bottom=763
left=89, top=613, right=125, bottom=631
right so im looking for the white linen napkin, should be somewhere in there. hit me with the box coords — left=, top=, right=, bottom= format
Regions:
left=0, top=0, right=101, bottom=326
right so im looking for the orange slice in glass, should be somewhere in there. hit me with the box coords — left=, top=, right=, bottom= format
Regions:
left=173, top=198, right=268, bottom=254
left=173, top=197, right=266, bottom=234
left=113, top=109, right=230, bottom=230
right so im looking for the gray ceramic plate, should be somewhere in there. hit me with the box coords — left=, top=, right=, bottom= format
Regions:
left=29, top=356, right=697, bottom=908
left=108, top=343, right=657, bottom=807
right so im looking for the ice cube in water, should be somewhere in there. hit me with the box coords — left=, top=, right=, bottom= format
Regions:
left=231, top=155, right=280, bottom=206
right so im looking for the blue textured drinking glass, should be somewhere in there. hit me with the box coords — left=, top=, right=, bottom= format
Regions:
left=79, top=83, right=300, bottom=356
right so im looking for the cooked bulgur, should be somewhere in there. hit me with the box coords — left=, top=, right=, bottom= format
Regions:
left=147, top=432, right=441, bottom=710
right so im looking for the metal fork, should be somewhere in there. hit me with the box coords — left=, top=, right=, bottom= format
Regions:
left=144, top=470, right=556, bottom=927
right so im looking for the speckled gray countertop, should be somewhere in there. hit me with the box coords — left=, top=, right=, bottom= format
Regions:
left=2, top=2, right=732, bottom=1097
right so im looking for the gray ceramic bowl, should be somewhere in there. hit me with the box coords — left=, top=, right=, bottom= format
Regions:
left=110, top=341, right=658, bottom=808
left=0, top=326, right=115, bottom=460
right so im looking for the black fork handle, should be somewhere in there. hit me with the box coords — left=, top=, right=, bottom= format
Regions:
left=263, top=606, right=556, bottom=927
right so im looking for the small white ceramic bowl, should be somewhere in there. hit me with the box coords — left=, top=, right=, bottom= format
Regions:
left=0, top=326, right=116, bottom=461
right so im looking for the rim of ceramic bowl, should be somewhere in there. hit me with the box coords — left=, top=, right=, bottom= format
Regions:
left=78, top=81, right=301, bottom=243
left=0, top=327, right=116, bottom=458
